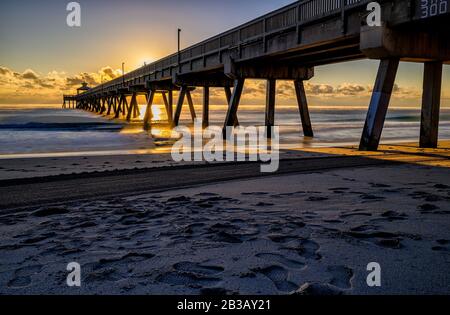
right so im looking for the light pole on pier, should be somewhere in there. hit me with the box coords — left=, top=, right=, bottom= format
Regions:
left=177, top=28, right=181, bottom=71
left=122, top=62, right=125, bottom=85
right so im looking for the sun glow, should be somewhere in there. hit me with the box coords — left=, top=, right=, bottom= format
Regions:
left=138, top=104, right=163, bottom=121
left=135, top=56, right=157, bottom=69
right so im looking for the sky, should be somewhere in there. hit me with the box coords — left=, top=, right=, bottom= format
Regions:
left=0, top=0, right=449, bottom=107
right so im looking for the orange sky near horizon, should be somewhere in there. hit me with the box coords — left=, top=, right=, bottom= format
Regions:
left=1, top=61, right=449, bottom=109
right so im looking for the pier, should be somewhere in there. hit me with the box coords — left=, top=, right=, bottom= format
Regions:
left=65, top=0, right=450, bottom=151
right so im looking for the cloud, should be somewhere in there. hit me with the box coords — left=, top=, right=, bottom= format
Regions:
left=392, top=83, right=421, bottom=99
left=306, top=83, right=334, bottom=95
left=65, top=67, right=122, bottom=88
left=0, top=67, right=12, bottom=76
left=0, top=65, right=123, bottom=104
left=335, top=83, right=366, bottom=96
left=2, top=64, right=114, bottom=103
left=22, top=69, right=39, bottom=80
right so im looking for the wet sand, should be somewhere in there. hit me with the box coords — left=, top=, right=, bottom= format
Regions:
left=0, top=143, right=449, bottom=295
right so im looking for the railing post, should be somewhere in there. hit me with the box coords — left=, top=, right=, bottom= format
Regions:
left=341, top=0, right=346, bottom=34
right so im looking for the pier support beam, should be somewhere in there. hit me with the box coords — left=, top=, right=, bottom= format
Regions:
left=265, top=79, right=276, bottom=138
left=359, top=58, right=399, bottom=151
left=186, top=90, right=197, bottom=122
left=294, top=80, right=314, bottom=137
left=122, top=95, right=129, bottom=117
left=224, top=86, right=231, bottom=103
left=223, top=78, right=245, bottom=136
left=111, top=96, right=117, bottom=115
left=126, top=93, right=138, bottom=121
left=162, top=92, right=172, bottom=124
left=133, top=97, right=140, bottom=118
left=224, top=86, right=239, bottom=126
left=203, top=87, right=210, bottom=129
left=100, top=98, right=106, bottom=114
left=420, top=61, right=443, bottom=148
left=171, top=86, right=199, bottom=127
left=115, top=95, right=124, bottom=118
left=144, top=90, right=155, bottom=130
left=172, top=86, right=187, bottom=127
left=106, top=97, right=113, bottom=115
left=96, top=99, right=100, bottom=112
left=167, top=90, right=173, bottom=123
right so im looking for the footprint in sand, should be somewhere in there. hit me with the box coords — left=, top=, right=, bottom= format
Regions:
left=344, top=230, right=403, bottom=249
left=431, top=246, right=450, bottom=252
left=418, top=203, right=440, bottom=213
left=370, top=211, right=408, bottom=222
left=327, top=265, right=353, bottom=289
left=340, top=210, right=372, bottom=219
left=410, top=191, right=443, bottom=202
left=253, top=265, right=297, bottom=292
left=432, top=240, right=450, bottom=252
left=306, top=196, right=329, bottom=202
left=207, top=222, right=258, bottom=243
left=255, top=253, right=305, bottom=269
left=359, top=194, right=385, bottom=202
left=329, top=187, right=351, bottom=192
left=369, top=183, right=391, bottom=188
left=253, top=202, right=274, bottom=207
left=157, top=262, right=223, bottom=288
left=350, top=224, right=379, bottom=232
left=173, top=262, right=224, bottom=275
left=436, top=239, right=450, bottom=245
left=267, top=234, right=298, bottom=243
left=98, top=252, right=155, bottom=266
left=241, top=192, right=269, bottom=196
left=281, top=239, right=321, bottom=260
left=7, top=265, right=42, bottom=288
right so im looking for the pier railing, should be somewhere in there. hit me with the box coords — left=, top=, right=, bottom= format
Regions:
left=82, top=0, right=371, bottom=96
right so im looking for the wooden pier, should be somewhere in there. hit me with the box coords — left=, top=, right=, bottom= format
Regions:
left=65, top=0, right=450, bottom=150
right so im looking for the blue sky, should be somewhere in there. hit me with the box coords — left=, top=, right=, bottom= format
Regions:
left=0, top=0, right=295, bottom=73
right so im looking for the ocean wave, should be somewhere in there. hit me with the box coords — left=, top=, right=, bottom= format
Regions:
left=0, top=122, right=123, bottom=131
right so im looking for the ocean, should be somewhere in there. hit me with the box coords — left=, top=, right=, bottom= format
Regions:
left=1, top=103, right=450, bottom=158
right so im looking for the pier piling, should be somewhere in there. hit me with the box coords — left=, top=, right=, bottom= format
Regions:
left=359, top=59, right=399, bottom=151
left=420, top=61, right=443, bottom=148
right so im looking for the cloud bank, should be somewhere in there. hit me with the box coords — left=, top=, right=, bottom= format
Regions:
left=0, top=66, right=122, bottom=104
left=0, top=65, right=421, bottom=106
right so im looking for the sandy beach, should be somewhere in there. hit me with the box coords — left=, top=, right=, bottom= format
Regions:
left=0, top=143, right=449, bottom=295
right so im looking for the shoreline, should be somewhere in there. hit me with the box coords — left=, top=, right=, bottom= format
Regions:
left=1, top=140, right=449, bottom=181
left=0, top=142, right=449, bottom=210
